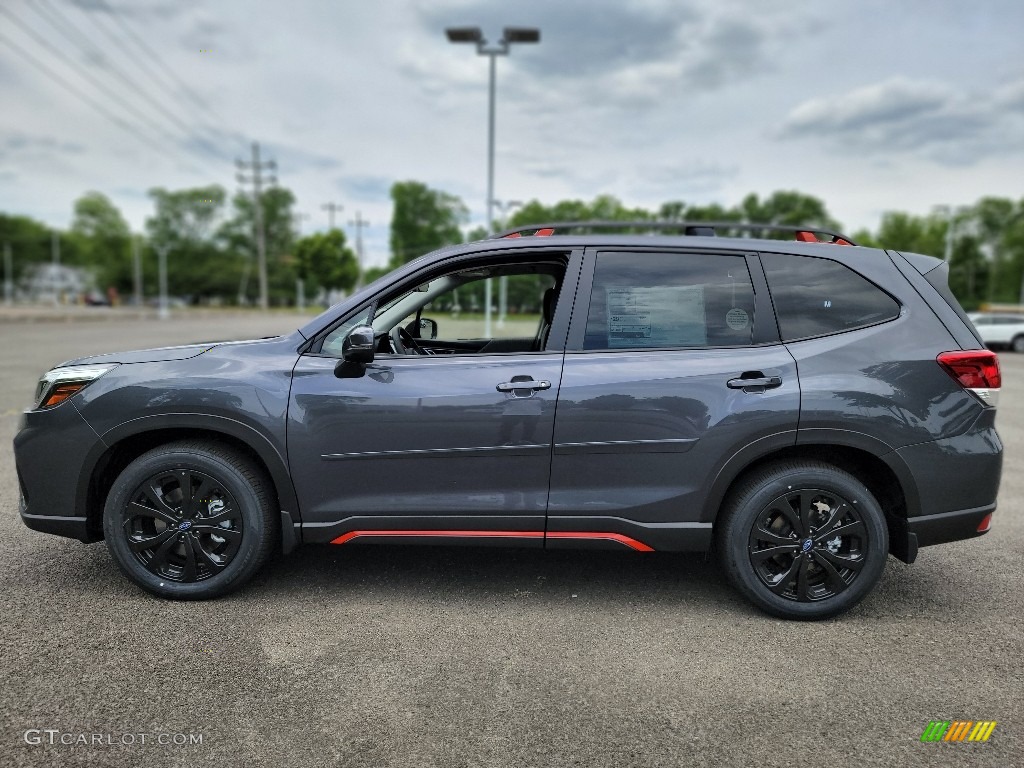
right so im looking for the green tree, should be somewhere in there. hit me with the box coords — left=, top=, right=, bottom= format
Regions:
left=294, top=230, right=358, bottom=297
left=146, top=185, right=235, bottom=301
left=69, top=192, right=132, bottom=292
left=876, top=211, right=947, bottom=257
left=389, top=181, right=467, bottom=268
left=223, top=187, right=298, bottom=304
left=0, top=213, right=53, bottom=281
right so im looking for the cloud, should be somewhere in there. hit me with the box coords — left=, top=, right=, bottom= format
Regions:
left=777, top=76, right=1024, bottom=165
left=337, top=174, right=393, bottom=202
left=405, top=0, right=802, bottom=110
left=1, top=133, right=87, bottom=157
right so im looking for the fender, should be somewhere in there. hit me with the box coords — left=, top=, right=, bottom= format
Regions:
left=797, top=427, right=921, bottom=517
left=700, top=427, right=921, bottom=523
left=701, top=430, right=797, bottom=523
left=77, top=412, right=302, bottom=543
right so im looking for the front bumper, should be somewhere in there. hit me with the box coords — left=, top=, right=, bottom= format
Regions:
left=13, top=401, right=106, bottom=543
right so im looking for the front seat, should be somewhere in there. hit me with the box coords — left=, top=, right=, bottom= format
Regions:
left=537, top=287, right=557, bottom=350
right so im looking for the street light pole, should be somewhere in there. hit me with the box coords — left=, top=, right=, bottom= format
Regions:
left=493, top=199, right=522, bottom=328
left=446, top=26, right=539, bottom=338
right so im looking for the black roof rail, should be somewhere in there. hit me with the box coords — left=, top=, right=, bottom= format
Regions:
left=491, top=220, right=857, bottom=246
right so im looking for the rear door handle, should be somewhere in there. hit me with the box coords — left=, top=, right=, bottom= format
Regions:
left=496, top=380, right=551, bottom=392
left=727, top=376, right=782, bottom=391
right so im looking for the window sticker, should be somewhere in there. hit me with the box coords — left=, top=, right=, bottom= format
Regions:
left=725, top=307, right=749, bottom=330
left=606, top=286, right=706, bottom=348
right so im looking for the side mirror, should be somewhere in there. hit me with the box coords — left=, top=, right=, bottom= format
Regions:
left=341, top=324, right=375, bottom=364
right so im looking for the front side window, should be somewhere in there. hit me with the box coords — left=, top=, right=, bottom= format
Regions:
left=761, top=253, right=900, bottom=341
left=583, top=252, right=756, bottom=350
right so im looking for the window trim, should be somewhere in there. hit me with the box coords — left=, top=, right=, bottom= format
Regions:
left=565, top=247, right=778, bottom=353
left=759, top=251, right=904, bottom=343
left=303, top=248, right=584, bottom=359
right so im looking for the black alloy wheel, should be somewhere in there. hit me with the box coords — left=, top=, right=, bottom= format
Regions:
left=717, top=460, right=888, bottom=620
left=747, top=489, right=866, bottom=602
left=123, top=469, right=243, bottom=583
left=103, top=440, right=277, bottom=599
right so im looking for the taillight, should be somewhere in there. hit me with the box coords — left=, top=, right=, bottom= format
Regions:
left=977, top=513, right=993, bottom=533
left=937, top=350, right=1001, bottom=406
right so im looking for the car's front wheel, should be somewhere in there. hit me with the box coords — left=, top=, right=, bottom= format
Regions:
left=1012, top=335, right=1024, bottom=353
left=103, top=440, right=277, bottom=599
left=717, top=461, right=888, bottom=620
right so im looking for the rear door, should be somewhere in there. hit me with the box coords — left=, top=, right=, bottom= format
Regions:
left=546, top=248, right=800, bottom=552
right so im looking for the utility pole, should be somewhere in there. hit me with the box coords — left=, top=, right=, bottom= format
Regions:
left=293, top=212, right=310, bottom=312
left=349, top=211, right=368, bottom=290
left=322, top=202, right=344, bottom=230
left=156, top=243, right=169, bottom=320
left=236, top=142, right=277, bottom=310
left=132, top=235, right=143, bottom=308
left=51, top=229, right=61, bottom=306
left=3, top=241, right=12, bottom=306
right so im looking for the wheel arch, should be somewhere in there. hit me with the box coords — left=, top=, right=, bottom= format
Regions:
left=79, top=414, right=300, bottom=548
left=704, top=434, right=919, bottom=561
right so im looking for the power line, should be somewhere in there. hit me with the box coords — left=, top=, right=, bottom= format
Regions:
left=31, top=0, right=227, bottom=160
left=93, top=0, right=236, bottom=134
left=0, top=29, right=192, bottom=166
left=0, top=6, right=204, bottom=165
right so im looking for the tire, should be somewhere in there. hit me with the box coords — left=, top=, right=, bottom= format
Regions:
left=717, top=460, right=888, bottom=620
left=1012, top=336, right=1024, bottom=353
left=103, top=440, right=277, bottom=600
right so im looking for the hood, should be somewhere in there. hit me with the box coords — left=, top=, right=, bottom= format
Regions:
left=58, top=342, right=217, bottom=367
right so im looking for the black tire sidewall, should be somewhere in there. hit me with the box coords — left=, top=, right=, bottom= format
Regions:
left=1013, top=336, right=1024, bottom=353
left=722, top=465, right=889, bottom=620
left=103, top=448, right=269, bottom=599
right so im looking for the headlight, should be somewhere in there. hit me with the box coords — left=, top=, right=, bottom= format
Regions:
left=33, top=364, right=118, bottom=410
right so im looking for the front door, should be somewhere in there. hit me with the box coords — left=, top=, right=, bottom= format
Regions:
left=288, top=254, right=577, bottom=547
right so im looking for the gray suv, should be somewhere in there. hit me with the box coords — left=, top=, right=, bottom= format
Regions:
left=14, top=222, right=1002, bottom=619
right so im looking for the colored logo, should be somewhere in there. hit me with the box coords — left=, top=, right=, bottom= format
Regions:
left=920, top=721, right=997, bottom=742
left=801, top=538, right=813, bottom=552
left=177, top=520, right=193, bottom=531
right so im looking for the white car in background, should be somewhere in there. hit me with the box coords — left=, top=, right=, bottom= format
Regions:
left=968, top=313, right=1024, bottom=352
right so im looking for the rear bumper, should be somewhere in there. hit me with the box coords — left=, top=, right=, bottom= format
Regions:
left=889, top=503, right=994, bottom=563
left=884, top=408, right=1001, bottom=563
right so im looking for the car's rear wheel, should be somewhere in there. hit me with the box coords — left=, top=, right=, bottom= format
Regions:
left=1012, top=335, right=1024, bottom=353
left=717, top=461, right=888, bottom=620
left=103, top=440, right=277, bottom=599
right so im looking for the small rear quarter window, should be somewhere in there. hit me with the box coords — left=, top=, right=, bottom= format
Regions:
left=761, top=253, right=900, bottom=341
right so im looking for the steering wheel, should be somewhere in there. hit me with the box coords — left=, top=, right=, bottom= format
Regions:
left=390, top=325, right=429, bottom=355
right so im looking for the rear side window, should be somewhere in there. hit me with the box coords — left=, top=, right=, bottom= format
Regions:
left=762, top=253, right=900, bottom=341
left=583, top=252, right=755, bottom=350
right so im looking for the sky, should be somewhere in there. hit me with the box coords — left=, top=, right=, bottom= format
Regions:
left=1, top=0, right=1022, bottom=269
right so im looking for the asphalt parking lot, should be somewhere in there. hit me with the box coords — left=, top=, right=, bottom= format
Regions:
left=1, top=314, right=1021, bottom=768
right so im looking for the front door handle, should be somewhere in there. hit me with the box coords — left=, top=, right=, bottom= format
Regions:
left=496, top=380, right=551, bottom=392
left=727, top=375, right=782, bottom=391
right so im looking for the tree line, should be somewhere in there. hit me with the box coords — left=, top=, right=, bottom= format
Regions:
left=1, top=183, right=1021, bottom=311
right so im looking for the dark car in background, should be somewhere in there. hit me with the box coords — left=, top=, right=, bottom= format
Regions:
left=13, top=222, right=1003, bottom=619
